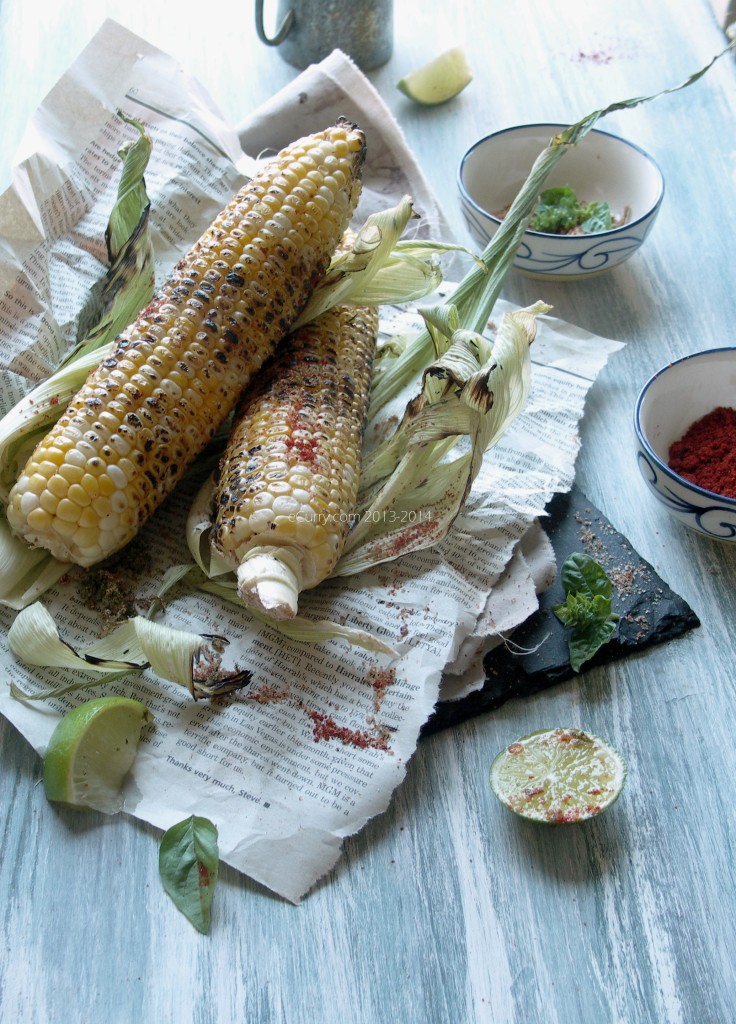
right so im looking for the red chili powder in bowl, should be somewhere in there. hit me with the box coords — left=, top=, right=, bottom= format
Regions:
left=667, top=406, right=736, bottom=499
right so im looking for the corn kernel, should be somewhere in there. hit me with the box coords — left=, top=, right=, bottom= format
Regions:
left=26, top=507, right=53, bottom=531
left=67, top=483, right=91, bottom=507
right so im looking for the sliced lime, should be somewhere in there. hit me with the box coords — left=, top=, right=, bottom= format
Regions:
left=490, top=727, right=626, bottom=824
left=397, top=47, right=473, bottom=106
left=43, top=695, right=152, bottom=813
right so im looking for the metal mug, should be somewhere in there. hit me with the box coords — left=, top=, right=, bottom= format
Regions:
left=255, top=0, right=393, bottom=71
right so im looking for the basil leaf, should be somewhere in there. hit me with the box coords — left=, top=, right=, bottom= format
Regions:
left=560, top=551, right=613, bottom=601
left=581, top=200, right=613, bottom=233
left=553, top=553, right=619, bottom=672
left=567, top=615, right=619, bottom=672
left=159, top=815, right=219, bottom=933
left=553, top=590, right=606, bottom=631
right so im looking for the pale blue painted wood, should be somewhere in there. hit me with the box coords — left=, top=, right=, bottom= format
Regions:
left=1, top=2, right=735, bottom=1022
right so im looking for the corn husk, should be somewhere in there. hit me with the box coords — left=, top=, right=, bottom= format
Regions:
left=8, top=598, right=250, bottom=701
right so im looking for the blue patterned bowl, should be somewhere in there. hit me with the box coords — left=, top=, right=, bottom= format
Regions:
left=457, top=124, right=664, bottom=281
left=634, top=348, right=736, bottom=541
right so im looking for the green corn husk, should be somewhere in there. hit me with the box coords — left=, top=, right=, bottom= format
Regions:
left=334, top=301, right=548, bottom=576
left=291, top=194, right=471, bottom=329
left=63, top=112, right=156, bottom=367
left=0, top=113, right=155, bottom=500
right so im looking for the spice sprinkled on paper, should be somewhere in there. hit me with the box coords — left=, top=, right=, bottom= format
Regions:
left=368, top=665, right=396, bottom=712
left=247, top=683, right=393, bottom=751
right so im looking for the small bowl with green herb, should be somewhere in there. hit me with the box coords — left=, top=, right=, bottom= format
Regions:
left=457, top=123, right=664, bottom=280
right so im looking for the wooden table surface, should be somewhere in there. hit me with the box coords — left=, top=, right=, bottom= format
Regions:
left=1, top=2, right=735, bottom=1022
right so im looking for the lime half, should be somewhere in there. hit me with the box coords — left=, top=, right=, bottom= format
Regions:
left=490, top=728, right=626, bottom=824
left=397, top=47, right=473, bottom=106
left=43, top=696, right=152, bottom=813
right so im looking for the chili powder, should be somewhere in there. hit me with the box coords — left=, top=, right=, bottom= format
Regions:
left=668, top=406, right=736, bottom=499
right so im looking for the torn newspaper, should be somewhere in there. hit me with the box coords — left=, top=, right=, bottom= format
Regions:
left=0, top=20, right=622, bottom=901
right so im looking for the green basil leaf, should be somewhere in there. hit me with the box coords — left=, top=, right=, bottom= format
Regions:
left=529, top=188, right=614, bottom=235
left=560, top=551, right=613, bottom=601
left=581, top=200, right=613, bottom=233
left=553, top=590, right=599, bottom=631
left=553, top=553, right=619, bottom=672
left=568, top=616, right=619, bottom=672
left=159, top=815, right=219, bottom=933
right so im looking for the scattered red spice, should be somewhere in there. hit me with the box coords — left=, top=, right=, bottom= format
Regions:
left=368, top=665, right=396, bottom=712
left=280, top=394, right=322, bottom=466
left=284, top=434, right=320, bottom=465
left=574, top=49, right=613, bottom=65
left=246, top=683, right=392, bottom=751
left=668, top=406, right=736, bottom=498
left=623, top=611, right=650, bottom=640
left=548, top=805, right=602, bottom=824
left=247, top=685, right=292, bottom=705
left=303, top=708, right=390, bottom=750
left=371, top=518, right=438, bottom=560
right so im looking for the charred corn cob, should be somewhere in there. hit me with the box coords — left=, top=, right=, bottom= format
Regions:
left=211, top=302, right=379, bottom=618
left=6, top=121, right=366, bottom=567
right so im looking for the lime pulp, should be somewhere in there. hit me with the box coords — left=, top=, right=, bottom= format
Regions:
left=490, top=727, right=626, bottom=824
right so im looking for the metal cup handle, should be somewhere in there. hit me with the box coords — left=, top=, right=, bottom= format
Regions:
left=255, top=0, right=295, bottom=46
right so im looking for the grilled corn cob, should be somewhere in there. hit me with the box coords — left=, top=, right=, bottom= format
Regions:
left=6, top=121, right=366, bottom=567
left=211, top=302, right=379, bottom=618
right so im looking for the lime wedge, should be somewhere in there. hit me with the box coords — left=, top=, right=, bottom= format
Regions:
left=490, top=728, right=626, bottom=824
left=397, top=47, right=473, bottom=106
left=43, top=695, right=152, bottom=813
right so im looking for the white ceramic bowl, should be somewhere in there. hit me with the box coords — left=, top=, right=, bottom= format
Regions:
left=457, top=123, right=665, bottom=280
left=634, top=348, right=736, bottom=541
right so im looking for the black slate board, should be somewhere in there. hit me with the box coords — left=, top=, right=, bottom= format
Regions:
left=423, top=485, right=700, bottom=735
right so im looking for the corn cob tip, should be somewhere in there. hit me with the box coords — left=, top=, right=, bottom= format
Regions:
left=336, top=116, right=366, bottom=169
left=336, top=114, right=360, bottom=132
left=236, top=547, right=304, bottom=619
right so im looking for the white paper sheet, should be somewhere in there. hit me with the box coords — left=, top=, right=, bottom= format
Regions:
left=0, top=21, right=623, bottom=901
